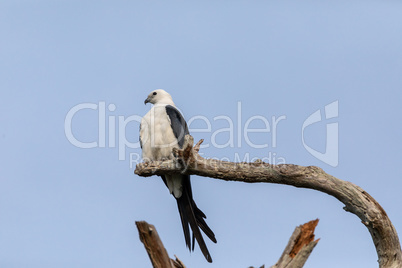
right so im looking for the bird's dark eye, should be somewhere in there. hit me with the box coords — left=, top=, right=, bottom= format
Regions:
left=153, top=92, right=157, bottom=95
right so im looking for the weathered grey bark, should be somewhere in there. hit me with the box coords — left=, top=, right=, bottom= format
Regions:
left=135, top=135, right=402, bottom=268
left=136, top=221, right=185, bottom=268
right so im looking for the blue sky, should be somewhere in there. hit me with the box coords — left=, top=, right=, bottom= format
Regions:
left=1, top=1, right=402, bottom=267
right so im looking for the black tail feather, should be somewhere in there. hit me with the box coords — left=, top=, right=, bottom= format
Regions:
left=176, top=190, right=214, bottom=263
left=176, top=197, right=191, bottom=250
left=162, top=174, right=216, bottom=262
left=175, top=176, right=216, bottom=263
left=193, top=204, right=217, bottom=243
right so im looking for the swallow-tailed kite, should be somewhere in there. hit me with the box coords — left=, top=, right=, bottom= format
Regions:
left=139, top=89, right=216, bottom=262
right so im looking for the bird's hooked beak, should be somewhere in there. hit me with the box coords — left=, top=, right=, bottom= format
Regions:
left=144, top=97, right=150, bottom=105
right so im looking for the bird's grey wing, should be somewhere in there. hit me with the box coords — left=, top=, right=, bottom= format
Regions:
left=165, top=105, right=189, bottom=148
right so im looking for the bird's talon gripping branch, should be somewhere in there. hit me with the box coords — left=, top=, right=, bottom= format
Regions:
left=138, top=162, right=149, bottom=169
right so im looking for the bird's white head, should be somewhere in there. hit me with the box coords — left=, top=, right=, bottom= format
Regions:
left=144, top=89, right=175, bottom=106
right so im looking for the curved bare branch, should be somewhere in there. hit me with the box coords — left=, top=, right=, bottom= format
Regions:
left=135, top=135, right=402, bottom=268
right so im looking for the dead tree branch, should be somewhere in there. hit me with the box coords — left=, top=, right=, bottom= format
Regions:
left=271, top=219, right=319, bottom=268
left=135, top=135, right=402, bottom=268
left=136, top=221, right=185, bottom=268
left=136, top=219, right=317, bottom=268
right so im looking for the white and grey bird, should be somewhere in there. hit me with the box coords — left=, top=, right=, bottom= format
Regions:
left=139, top=89, right=216, bottom=263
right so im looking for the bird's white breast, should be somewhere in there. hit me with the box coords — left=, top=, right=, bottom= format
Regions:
left=140, top=105, right=179, bottom=161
